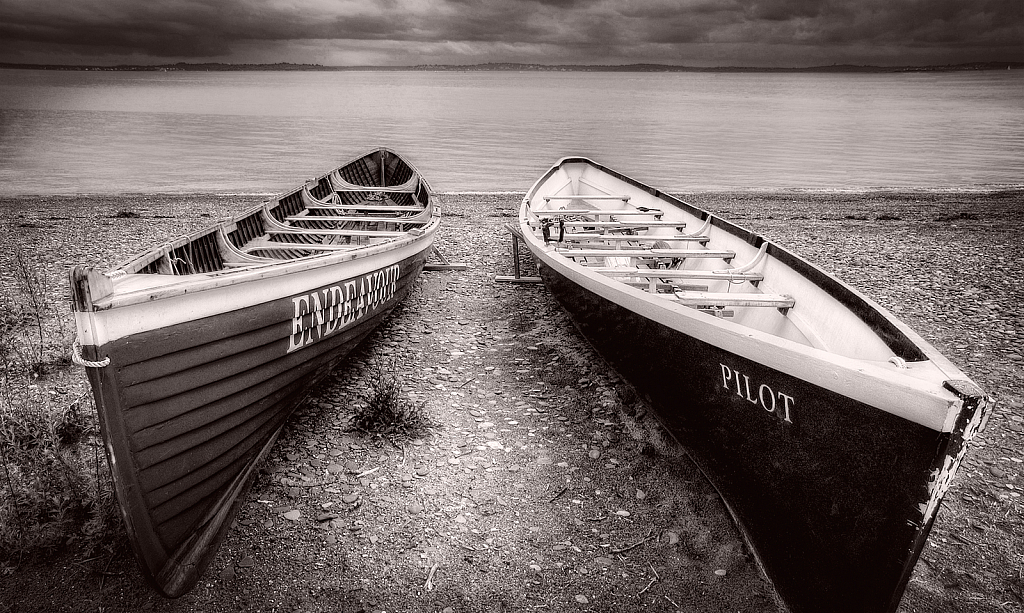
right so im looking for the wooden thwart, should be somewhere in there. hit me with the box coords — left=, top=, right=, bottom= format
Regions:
left=561, top=233, right=708, bottom=243
left=558, top=248, right=735, bottom=259
left=333, top=188, right=418, bottom=193
left=672, top=291, right=795, bottom=310
left=593, top=268, right=763, bottom=282
left=241, top=242, right=356, bottom=253
left=535, top=209, right=661, bottom=217
left=285, top=215, right=427, bottom=224
left=544, top=194, right=630, bottom=201
left=545, top=220, right=684, bottom=228
left=305, top=203, right=426, bottom=213
left=271, top=228, right=405, bottom=237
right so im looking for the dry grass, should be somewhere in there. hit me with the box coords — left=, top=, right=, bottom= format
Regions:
left=351, top=358, right=438, bottom=440
left=0, top=231, right=121, bottom=570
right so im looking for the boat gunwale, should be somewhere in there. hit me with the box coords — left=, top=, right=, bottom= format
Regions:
left=88, top=148, right=437, bottom=311
left=520, top=156, right=982, bottom=432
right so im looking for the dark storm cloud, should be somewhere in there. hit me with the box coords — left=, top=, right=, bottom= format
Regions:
left=0, top=0, right=1020, bottom=65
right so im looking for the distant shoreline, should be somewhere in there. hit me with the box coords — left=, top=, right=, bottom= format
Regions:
left=3, top=186, right=1023, bottom=201
left=2, top=61, right=1021, bottom=73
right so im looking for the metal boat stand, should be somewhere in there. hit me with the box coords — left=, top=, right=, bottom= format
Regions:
left=495, top=223, right=542, bottom=283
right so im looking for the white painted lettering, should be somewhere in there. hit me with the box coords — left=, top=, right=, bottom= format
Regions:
left=717, top=361, right=794, bottom=425
left=720, top=364, right=733, bottom=390
left=778, top=393, right=795, bottom=423
left=743, top=375, right=758, bottom=404
left=288, top=295, right=308, bottom=352
left=286, top=264, right=402, bottom=353
left=759, top=384, right=776, bottom=413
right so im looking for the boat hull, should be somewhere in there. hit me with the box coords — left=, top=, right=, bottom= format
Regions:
left=71, top=148, right=437, bottom=597
left=78, top=250, right=427, bottom=596
left=519, top=157, right=990, bottom=613
left=539, top=261, right=987, bottom=612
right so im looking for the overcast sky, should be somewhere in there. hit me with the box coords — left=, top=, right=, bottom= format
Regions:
left=1, top=0, right=1021, bottom=68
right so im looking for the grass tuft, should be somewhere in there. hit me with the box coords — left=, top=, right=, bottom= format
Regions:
left=351, top=359, right=436, bottom=439
left=1, top=233, right=122, bottom=570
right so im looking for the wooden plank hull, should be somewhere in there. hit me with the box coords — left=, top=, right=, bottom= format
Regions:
left=71, top=148, right=436, bottom=597
left=520, top=157, right=991, bottom=613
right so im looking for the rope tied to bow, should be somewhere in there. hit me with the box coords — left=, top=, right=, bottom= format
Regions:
left=71, top=339, right=110, bottom=368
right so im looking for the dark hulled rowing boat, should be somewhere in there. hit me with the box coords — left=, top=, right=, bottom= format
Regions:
left=519, top=156, right=992, bottom=613
left=70, top=148, right=437, bottom=597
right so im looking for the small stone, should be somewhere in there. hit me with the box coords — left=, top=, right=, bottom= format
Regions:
left=283, top=510, right=301, bottom=521
left=714, top=569, right=727, bottom=577
left=408, top=502, right=424, bottom=514
left=636, top=489, right=646, bottom=500
left=588, top=449, right=601, bottom=460
left=537, top=457, right=553, bottom=465
left=575, top=595, right=589, bottom=604
left=614, top=510, right=630, bottom=517
left=238, top=555, right=255, bottom=568
left=343, top=493, right=360, bottom=504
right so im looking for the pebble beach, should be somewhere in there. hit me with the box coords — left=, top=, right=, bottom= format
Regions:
left=1, top=189, right=1021, bottom=612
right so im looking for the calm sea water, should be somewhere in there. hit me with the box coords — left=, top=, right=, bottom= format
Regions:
left=1, top=69, right=1021, bottom=195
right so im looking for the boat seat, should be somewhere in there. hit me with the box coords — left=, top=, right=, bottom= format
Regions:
left=535, top=209, right=661, bottom=217
left=305, top=203, right=425, bottom=213
left=242, top=242, right=359, bottom=253
left=543, top=195, right=632, bottom=202
left=544, top=220, right=684, bottom=229
left=561, top=233, right=709, bottom=243
left=672, top=291, right=795, bottom=312
left=593, top=268, right=763, bottom=282
left=271, top=228, right=405, bottom=237
left=333, top=188, right=419, bottom=194
left=557, top=248, right=735, bottom=259
left=285, top=214, right=427, bottom=224
left=623, top=280, right=709, bottom=292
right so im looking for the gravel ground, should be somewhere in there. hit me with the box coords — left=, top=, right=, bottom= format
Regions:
left=1, top=189, right=1021, bottom=613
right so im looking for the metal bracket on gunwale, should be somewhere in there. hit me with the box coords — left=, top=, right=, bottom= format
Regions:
left=495, top=223, right=542, bottom=284
left=423, top=247, right=468, bottom=272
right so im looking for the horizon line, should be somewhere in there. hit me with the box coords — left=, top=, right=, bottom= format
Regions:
left=2, top=60, right=1022, bottom=72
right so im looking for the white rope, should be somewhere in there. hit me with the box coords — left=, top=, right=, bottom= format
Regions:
left=72, top=339, right=110, bottom=368
left=888, top=356, right=908, bottom=369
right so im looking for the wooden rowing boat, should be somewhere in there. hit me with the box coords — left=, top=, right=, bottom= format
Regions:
left=69, top=147, right=437, bottom=597
left=518, top=157, right=993, bottom=613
